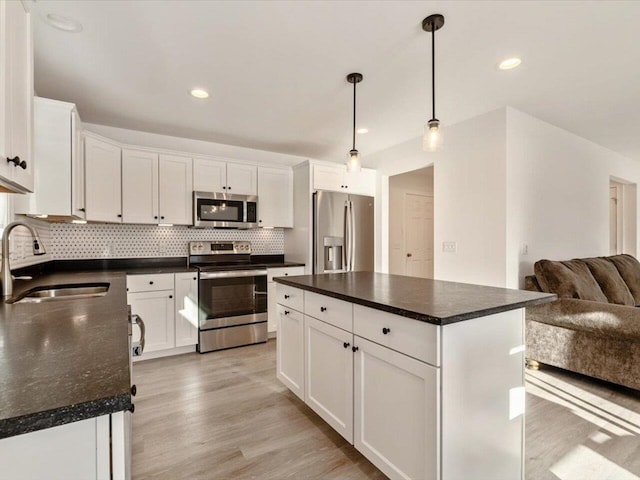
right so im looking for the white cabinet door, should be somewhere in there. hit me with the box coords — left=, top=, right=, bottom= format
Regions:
left=354, top=336, right=439, bottom=480
left=257, top=166, right=293, bottom=227
left=0, top=0, right=33, bottom=192
left=72, top=111, right=86, bottom=219
left=159, top=154, right=193, bottom=225
left=122, top=149, right=158, bottom=224
left=128, top=290, right=175, bottom=355
left=313, top=164, right=345, bottom=192
left=85, top=136, right=122, bottom=223
left=345, top=168, right=376, bottom=196
left=174, top=272, right=198, bottom=347
left=267, top=281, right=277, bottom=333
left=276, top=304, right=304, bottom=400
left=305, top=315, right=354, bottom=443
left=227, top=163, right=257, bottom=195
left=193, top=158, right=226, bottom=192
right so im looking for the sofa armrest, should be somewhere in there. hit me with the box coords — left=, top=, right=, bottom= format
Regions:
left=526, top=298, right=640, bottom=341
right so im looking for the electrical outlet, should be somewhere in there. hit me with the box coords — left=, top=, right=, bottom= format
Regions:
left=442, top=241, right=457, bottom=253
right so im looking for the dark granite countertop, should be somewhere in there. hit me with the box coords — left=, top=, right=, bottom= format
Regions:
left=261, top=262, right=306, bottom=268
left=274, top=272, right=556, bottom=326
left=0, top=271, right=131, bottom=439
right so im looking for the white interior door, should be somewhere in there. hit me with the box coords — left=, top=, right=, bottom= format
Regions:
left=403, top=193, right=433, bottom=278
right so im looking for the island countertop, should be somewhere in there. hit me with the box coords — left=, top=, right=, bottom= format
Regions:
left=274, top=272, right=556, bottom=325
left=0, top=271, right=131, bottom=439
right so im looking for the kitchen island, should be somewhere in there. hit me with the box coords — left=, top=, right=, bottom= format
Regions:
left=274, top=272, right=555, bottom=480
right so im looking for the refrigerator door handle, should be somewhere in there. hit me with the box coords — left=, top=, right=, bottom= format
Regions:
left=349, top=200, right=356, bottom=271
left=343, top=201, right=349, bottom=271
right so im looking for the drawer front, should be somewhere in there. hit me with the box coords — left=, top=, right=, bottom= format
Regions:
left=353, top=305, right=440, bottom=366
left=304, top=291, right=352, bottom=332
left=277, top=284, right=304, bottom=312
left=127, top=274, right=174, bottom=293
left=268, top=266, right=305, bottom=282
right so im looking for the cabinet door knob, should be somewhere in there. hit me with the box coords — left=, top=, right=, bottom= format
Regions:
left=343, top=342, right=350, bottom=349
left=406, top=253, right=413, bottom=258
left=222, top=186, right=226, bottom=190
left=382, top=327, right=391, bottom=335
left=79, top=208, right=86, bottom=212
left=352, top=346, right=359, bottom=352
left=169, top=295, right=173, bottom=299
left=149, top=281, right=154, bottom=285
left=320, top=306, right=327, bottom=312
left=284, top=273, right=288, bottom=276
left=284, top=294, right=290, bottom=299
left=284, top=310, right=290, bottom=315
left=117, top=214, right=122, bottom=218
left=161, top=216, right=165, bottom=220
left=193, top=277, right=197, bottom=281
left=129, top=403, right=135, bottom=414
left=7, top=156, right=26, bottom=169
left=228, top=186, right=231, bottom=190
left=131, top=384, right=137, bottom=396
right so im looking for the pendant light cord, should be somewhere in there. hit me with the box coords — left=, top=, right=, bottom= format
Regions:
left=352, top=79, right=357, bottom=150
left=431, top=25, right=435, bottom=120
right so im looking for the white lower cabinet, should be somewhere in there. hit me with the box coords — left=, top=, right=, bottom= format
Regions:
left=276, top=304, right=304, bottom=400
left=354, top=336, right=439, bottom=480
left=0, top=412, right=128, bottom=480
left=267, top=266, right=305, bottom=333
left=128, top=273, right=198, bottom=360
left=304, top=315, right=353, bottom=443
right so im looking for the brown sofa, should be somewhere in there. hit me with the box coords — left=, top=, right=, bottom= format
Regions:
left=525, top=254, right=640, bottom=390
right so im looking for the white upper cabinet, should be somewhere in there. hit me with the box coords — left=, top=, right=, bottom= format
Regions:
left=193, top=158, right=257, bottom=196
left=84, top=136, right=122, bottom=223
left=257, top=166, right=293, bottom=227
left=122, top=149, right=158, bottom=224
left=193, top=158, right=225, bottom=193
left=313, top=163, right=375, bottom=197
left=14, top=97, right=84, bottom=218
left=158, top=154, right=192, bottom=225
left=0, top=0, right=34, bottom=193
left=226, top=163, right=257, bottom=195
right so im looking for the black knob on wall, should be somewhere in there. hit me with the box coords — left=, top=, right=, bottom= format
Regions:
left=131, top=384, right=137, bottom=396
left=352, top=346, right=359, bottom=352
left=320, top=307, right=327, bottom=312
left=343, top=342, right=350, bottom=349
left=382, top=327, right=391, bottom=335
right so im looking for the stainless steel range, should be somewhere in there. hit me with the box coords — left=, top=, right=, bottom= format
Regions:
left=189, top=241, right=268, bottom=353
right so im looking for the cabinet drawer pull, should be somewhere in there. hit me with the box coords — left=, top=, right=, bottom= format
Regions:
left=352, top=346, right=359, bottom=352
left=284, top=310, right=290, bottom=315
left=382, top=327, right=391, bottom=335
left=343, top=342, right=350, bottom=349
left=320, top=306, right=327, bottom=312
left=284, top=294, right=290, bottom=299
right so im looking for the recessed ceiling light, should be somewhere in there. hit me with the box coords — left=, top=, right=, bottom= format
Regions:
left=190, top=88, right=210, bottom=99
left=44, top=13, right=83, bottom=33
left=357, top=128, right=369, bottom=134
left=498, top=57, right=522, bottom=70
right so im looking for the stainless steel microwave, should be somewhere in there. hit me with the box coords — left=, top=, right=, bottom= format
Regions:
left=193, top=192, right=258, bottom=228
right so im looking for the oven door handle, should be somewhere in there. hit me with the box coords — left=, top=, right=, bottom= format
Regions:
left=199, top=269, right=268, bottom=279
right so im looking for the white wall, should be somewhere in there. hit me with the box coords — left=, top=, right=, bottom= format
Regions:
left=505, top=107, right=640, bottom=288
left=84, top=123, right=307, bottom=167
left=433, top=109, right=508, bottom=287
left=388, top=167, right=433, bottom=275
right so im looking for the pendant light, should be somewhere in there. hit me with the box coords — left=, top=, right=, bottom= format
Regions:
left=422, top=14, right=445, bottom=152
left=346, top=72, right=363, bottom=173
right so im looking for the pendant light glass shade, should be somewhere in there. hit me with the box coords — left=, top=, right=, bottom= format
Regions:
left=423, top=118, right=443, bottom=152
left=347, top=149, right=361, bottom=173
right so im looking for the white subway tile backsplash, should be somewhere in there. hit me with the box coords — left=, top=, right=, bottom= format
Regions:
left=50, top=224, right=284, bottom=259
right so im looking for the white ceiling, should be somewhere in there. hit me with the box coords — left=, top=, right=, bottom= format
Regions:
left=32, top=1, right=640, bottom=165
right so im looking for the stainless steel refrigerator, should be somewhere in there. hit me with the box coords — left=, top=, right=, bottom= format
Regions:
left=313, top=191, right=374, bottom=273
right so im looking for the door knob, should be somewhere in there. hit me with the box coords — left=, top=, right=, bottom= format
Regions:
left=382, top=327, right=390, bottom=335
left=343, top=342, right=350, bottom=348
left=406, top=253, right=413, bottom=258
left=352, top=346, right=359, bottom=352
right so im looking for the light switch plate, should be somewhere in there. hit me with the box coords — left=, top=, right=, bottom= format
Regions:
left=442, top=241, right=457, bottom=253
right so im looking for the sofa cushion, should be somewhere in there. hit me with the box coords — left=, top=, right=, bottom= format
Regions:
left=608, top=254, right=640, bottom=306
left=582, top=257, right=635, bottom=306
left=534, top=259, right=608, bottom=302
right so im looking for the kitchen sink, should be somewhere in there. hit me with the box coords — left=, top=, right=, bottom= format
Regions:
left=7, top=283, right=110, bottom=304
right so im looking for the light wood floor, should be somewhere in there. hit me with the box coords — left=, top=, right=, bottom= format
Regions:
left=133, top=340, right=640, bottom=480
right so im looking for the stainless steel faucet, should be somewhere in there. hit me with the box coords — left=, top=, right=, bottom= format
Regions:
left=2, top=221, right=46, bottom=298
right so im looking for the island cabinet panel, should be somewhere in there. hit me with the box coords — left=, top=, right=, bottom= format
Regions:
left=304, top=315, right=354, bottom=443
left=174, top=272, right=199, bottom=347
left=441, top=309, right=525, bottom=480
left=304, top=290, right=353, bottom=332
left=128, top=290, right=175, bottom=353
left=354, top=336, right=439, bottom=480
left=353, top=305, right=440, bottom=367
left=276, top=304, right=305, bottom=400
